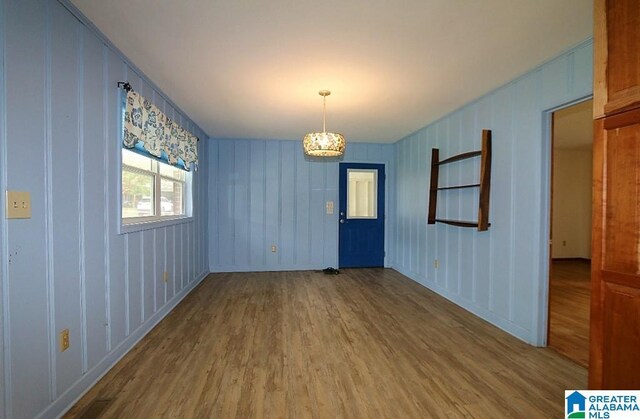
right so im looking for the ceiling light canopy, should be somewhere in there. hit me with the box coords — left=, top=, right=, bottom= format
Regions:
left=303, top=90, right=346, bottom=157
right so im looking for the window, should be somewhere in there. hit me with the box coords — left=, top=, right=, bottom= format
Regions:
left=118, top=87, right=198, bottom=229
left=122, top=149, right=190, bottom=223
left=347, top=168, right=378, bottom=219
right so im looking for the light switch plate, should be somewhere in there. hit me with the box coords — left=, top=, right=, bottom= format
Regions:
left=6, top=191, right=31, bottom=219
left=326, top=201, right=334, bottom=214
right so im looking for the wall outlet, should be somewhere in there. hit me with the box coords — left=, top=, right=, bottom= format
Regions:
left=60, top=329, right=70, bottom=352
left=6, top=190, right=31, bottom=219
left=162, top=271, right=169, bottom=283
left=271, top=244, right=277, bottom=253
left=434, top=259, right=440, bottom=269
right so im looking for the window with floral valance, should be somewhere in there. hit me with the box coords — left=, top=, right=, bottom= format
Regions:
left=123, top=90, right=198, bottom=171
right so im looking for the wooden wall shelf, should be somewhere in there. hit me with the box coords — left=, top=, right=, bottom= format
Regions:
left=427, top=130, right=492, bottom=231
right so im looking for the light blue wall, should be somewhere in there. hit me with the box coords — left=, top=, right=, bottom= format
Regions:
left=209, top=139, right=395, bottom=272
left=0, top=1, right=209, bottom=418
left=390, top=39, right=593, bottom=345
left=0, top=0, right=594, bottom=415
left=0, top=1, right=6, bottom=416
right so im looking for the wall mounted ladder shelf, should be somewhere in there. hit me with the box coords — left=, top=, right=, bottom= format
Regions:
left=427, top=129, right=492, bottom=231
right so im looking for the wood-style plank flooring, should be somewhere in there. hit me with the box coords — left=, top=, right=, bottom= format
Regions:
left=548, top=259, right=591, bottom=367
left=66, top=269, right=586, bottom=418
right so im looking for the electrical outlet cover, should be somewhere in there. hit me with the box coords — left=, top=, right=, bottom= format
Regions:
left=6, top=190, right=31, bottom=219
left=60, top=329, right=70, bottom=352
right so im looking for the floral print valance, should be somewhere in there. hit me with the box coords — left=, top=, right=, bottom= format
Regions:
left=123, top=90, right=198, bottom=170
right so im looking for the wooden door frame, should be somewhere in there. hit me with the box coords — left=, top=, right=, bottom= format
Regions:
left=536, top=95, right=593, bottom=347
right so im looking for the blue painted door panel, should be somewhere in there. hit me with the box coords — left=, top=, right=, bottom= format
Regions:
left=339, top=163, right=385, bottom=268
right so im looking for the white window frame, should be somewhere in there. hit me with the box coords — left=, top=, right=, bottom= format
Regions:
left=119, top=150, right=193, bottom=234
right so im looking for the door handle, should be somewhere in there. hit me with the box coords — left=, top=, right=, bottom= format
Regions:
left=340, top=219, right=345, bottom=224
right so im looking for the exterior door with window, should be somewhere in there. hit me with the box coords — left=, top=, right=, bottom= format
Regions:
left=338, top=163, right=385, bottom=268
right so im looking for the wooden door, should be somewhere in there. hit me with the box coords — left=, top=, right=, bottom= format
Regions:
left=590, top=108, right=640, bottom=389
left=590, top=0, right=640, bottom=389
left=593, top=0, right=640, bottom=118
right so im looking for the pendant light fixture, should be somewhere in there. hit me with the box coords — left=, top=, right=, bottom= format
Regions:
left=303, top=90, right=346, bottom=157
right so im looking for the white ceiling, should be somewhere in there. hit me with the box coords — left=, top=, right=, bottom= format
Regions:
left=70, top=0, right=592, bottom=143
left=554, top=99, right=593, bottom=150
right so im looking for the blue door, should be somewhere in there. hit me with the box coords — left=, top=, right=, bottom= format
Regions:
left=339, top=163, right=385, bottom=268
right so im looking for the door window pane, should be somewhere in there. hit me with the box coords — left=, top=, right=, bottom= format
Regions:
left=347, top=169, right=377, bottom=218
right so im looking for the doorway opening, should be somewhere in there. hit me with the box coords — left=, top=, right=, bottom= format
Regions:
left=547, top=99, right=593, bottom=367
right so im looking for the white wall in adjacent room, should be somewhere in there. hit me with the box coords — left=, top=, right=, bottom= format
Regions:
left=552, top=148, right=592, bottom=259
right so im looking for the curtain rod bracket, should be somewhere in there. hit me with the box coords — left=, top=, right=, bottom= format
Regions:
left=117, top=81, right=133, bottom=92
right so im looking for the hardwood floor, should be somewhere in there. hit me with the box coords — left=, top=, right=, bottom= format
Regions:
left=66, top=269, right=586, bottom=418
left=548, top=259, right=591, bottom=367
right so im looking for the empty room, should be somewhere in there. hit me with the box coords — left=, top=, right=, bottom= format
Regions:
left=1, top=0, right=639, bottom=418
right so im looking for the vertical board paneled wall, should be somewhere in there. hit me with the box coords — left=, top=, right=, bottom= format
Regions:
left=390, top=40, right=593, bottom=344
left=0, top=1, right=210, bottom=418
left=209, top=140, right=395, bottom=272
left=0, top=0, right=6, bottom=416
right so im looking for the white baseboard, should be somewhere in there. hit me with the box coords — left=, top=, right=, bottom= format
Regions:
left=390, top=264, right=532, bottom=344
left=39, top=270, right=209, bottom=419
